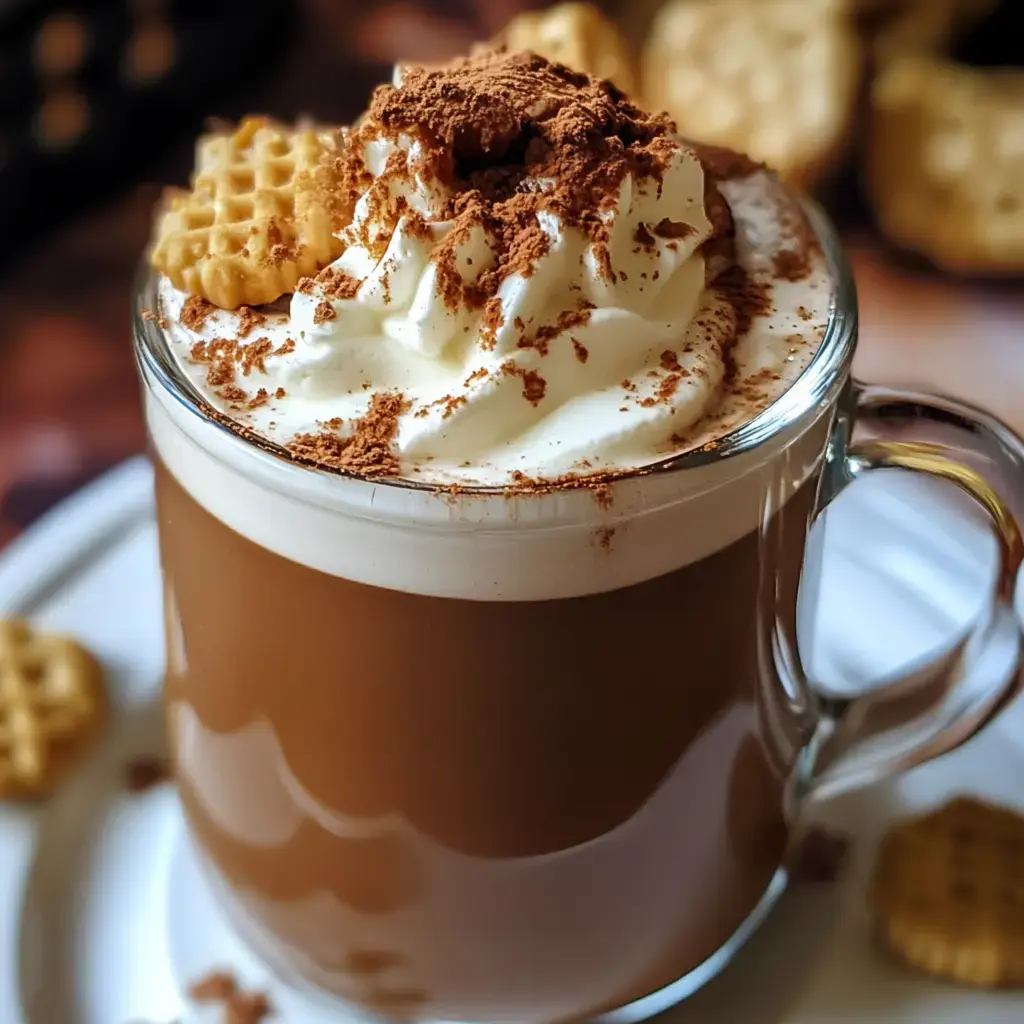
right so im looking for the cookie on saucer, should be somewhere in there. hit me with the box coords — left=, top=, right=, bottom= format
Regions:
left=0, top=619, right=106, bottom=798
left=871, top=797, right=1024, bottom=987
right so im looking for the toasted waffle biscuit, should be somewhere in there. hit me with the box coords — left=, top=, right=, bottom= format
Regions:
left=870, top=797, right=1024, bottom=987
left=642, top=0, right=861, bottom=190
left=501, top=2, right=638, bottom=96
left=151, top=117, right=344, bottom=309
left=868, top=56, right=1024, bottom=275
left=0, top=619, right=105, bottom=798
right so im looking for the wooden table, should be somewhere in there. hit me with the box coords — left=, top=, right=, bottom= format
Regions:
left=850, top=239, right=1023, bottom=435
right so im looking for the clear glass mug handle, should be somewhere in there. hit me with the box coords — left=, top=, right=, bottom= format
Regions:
left=794, top=383, right=1024, bottom=804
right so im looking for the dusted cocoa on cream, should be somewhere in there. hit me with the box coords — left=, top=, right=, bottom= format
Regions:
left=156, top=51, right=829, bottom=489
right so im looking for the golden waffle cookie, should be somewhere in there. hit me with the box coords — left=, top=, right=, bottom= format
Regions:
left=868, top=56, right=1024, bottom=275
left=642, top=0, right=861, bottom=190
left=501, top=2, right=638, bottom=96
left=0, top=619, right=105, bottom=799
left=151, top=117, right=344, bottom=309
left=870, top=797, right=1024, bottom=987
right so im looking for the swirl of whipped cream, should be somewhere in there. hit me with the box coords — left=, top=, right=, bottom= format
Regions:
left=285, top=131, right=723, bottom=479
left=160, top=53, right=836, bottom=488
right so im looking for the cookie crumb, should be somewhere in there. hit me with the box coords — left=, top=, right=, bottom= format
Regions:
left=188, top=970, right=238, bottom=1002
left=124, top=755, right=170, bottom=793
left=179, top=294, right=217, bottom=331
left=226, top=990, right=273, bottom=1023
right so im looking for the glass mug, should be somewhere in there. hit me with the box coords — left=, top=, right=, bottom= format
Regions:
left=135, top=203, right=1024, bottom=1023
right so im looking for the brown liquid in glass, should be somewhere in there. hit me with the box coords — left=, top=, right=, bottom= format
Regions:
left=157, top=456, right=817, bottom=1022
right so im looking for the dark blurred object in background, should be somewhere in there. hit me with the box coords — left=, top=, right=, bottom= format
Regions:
left=0, top=0, right=296, bottom=277
left=952, top=0, right=1024, bottom=66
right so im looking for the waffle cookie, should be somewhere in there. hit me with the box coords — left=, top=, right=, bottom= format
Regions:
left=0, top=619, right=105, bottom=799
left=151, top=117, right=343, bottom=309
left=642, top=0, right=861, bottom=190
left=501, top=2, right=638, bottom=96
left=868, top=55, right=1024, bottom=275
left=870, top=797, right=1024, bottom=987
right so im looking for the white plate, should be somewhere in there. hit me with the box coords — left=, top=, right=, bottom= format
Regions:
left=0, top=456, right=1022, bottom=1024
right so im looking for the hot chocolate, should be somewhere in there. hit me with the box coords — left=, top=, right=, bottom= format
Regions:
left=141, top=48, right=836, bottom=1023
left=156, top=452, right=821, bottom=1021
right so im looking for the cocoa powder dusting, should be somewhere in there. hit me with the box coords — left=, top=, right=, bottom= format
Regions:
left=639, top=372, right=683, bottom=407
left=316, top=266, right=362, bottom=300
left=313, top=299, right=337, bottom=325
left=571, top=337, right=589, bottom=363
left=715, top=265, right=772, bottom=352
left=238, top=337, right=273, bottom=376
left=189, top=332, right=286, bottom=394
left=288, top=392, right=410, bottom=477
left=260, top=216, right=299, bottom=268
left=501, top=360, right=547, bottom=406
left=653, top=218, right=694, bottom=240
left=479, top=295, right=504, bottom=350
left=179, top=293, right=216, bottom=331
left=517, top=303, right=594, bottom=355
left=698, top=176, right=736, bottom=284
left=633, top=222, right=655, bottom=251
left=441, top=394, right=468, bottom=418
left=520, top=369, right=546, bottom=406
left=236, top=306, right=266, bottom=338
left=206, top=357, right=236, bottom=388
left=685, top=140, right=764, bottom=181
left=773, top=248, right=811, bottom=282
left=329, top=51, right=679, bottom=315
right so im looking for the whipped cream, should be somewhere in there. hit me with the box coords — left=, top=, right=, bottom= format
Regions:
left=154, top=54, right=831, bottom=488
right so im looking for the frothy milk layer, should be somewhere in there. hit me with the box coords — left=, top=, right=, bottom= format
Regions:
left=146, top=380, right=833, bottom=599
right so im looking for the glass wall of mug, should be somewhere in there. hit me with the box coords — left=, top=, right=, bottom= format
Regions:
left=135, top=208, right=857, bottom=1023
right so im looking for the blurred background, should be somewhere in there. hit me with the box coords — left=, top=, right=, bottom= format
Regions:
left=1, top=0, right=1022, bottom=548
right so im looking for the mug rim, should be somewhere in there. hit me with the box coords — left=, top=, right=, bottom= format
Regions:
left=133, top=199, right=858, bottom=497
